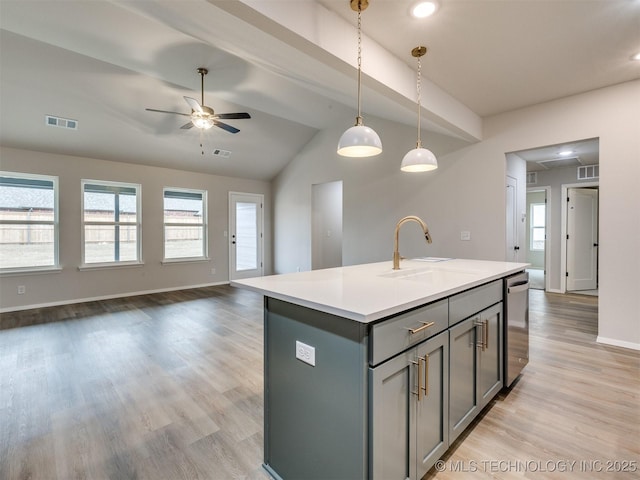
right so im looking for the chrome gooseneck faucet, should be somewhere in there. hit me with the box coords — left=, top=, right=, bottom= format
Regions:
left=393, top=215, right=432, bottom=270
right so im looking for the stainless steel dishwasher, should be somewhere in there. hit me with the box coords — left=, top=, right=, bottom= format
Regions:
left=504, top=272, right=529, bottom=387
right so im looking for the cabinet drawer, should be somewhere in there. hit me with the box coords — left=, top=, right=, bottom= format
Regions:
left=449, top=279, right=502, bottom=326
left=370, top=299, right=448, bottom=366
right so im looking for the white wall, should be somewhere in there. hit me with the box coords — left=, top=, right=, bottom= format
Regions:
left=0, top=147, right=271, bottom=311
left=273, top=80, right=640, bottom=349
left=273, top=114, right=479, bottom=273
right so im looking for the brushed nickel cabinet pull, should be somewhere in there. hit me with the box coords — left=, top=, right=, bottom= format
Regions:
left=411, top=358, right=422, bottom=401
left=484, top=319, right=489, bottom=351
left=423, top=354, right=430, bottom=398
left=407, top=321, right=435, bottom=335
left=474, top=318, right=484, bottom=349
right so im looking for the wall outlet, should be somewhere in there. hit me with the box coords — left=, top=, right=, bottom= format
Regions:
left=211, top=267, right=216, bottom=275
left=17, top=285, right=26, bottom=295
left=295, top=340, right=316, bottom=366
left=460, top=231, right=471, bottom=241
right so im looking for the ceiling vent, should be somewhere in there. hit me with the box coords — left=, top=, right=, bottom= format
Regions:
left=537, top=156, right=582, bottom=169
left=577, top=165, right=599, bottom=180
left=526, top=172, right=537, bottom=185
left=212, top=149, right=231, bottom=158
left=45, top=115, right=78, bottom=130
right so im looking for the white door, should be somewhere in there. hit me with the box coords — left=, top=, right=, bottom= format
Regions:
left=506, top=176, right=519, bottom=262
left=566, top=188, right=598, bottom=291
left=229, top=192, right=263, bottom=280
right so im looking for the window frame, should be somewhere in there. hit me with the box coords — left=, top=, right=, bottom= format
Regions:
left=162, top=187, right=208, bottom=263
left=0, top=171, right=60, bottom=274
left=80, top=179, right=142, bottom=269
left=529, top=202, right=546, bottom=252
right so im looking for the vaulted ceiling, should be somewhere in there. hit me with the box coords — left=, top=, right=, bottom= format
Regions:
left=1, top=1, right=638, bottom=180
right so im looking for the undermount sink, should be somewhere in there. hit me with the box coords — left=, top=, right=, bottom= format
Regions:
left=378, top=266, right=478, bottom=283
left=378, top=267, right=435, bottom=279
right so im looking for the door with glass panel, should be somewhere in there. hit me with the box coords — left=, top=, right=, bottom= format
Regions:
left=229, top=192, right=263, bottom=280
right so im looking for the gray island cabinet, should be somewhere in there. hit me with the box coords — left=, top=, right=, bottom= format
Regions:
left=232, top=259, right=528, bottom=480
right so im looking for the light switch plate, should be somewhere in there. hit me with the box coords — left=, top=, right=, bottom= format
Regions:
left=296, top=340, right=316, bottom=366
left=461, top=231, right=471, bottom=241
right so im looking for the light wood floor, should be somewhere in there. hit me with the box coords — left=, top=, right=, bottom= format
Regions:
left=1, top=287, right=638, bottom=479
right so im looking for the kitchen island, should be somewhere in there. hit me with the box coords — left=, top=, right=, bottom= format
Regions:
left=232, top=258, right=528, bottom=480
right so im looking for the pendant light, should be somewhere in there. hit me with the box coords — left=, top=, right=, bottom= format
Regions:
left=401, top=46, right=438, bottom=172
left=337, top=0, right=382, bottom=158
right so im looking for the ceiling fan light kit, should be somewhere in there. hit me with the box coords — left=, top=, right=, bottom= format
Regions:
left=191, top=111, right=215, bottom=130
left=337, top=0, right=383, bottom=158
left=401, top=45, right=438, bottom=173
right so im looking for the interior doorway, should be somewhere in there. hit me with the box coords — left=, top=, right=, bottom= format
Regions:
left=509, top=137, right=599, bottom=295
left=526, top=188, right=550, bottom=290
left=311, top=181, right=343, bottom=270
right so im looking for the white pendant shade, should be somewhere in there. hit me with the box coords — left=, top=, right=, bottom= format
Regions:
left=338, top=1, right=382, bottom=159
left=401, top=147, right=438, bottom=172
left=337, top=124, right=383, bottom=157
left=402, top=46, right=437, bottom=173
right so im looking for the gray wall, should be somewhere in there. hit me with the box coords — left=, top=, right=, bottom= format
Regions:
left=0, top=147, right=271, bottom=311
left=272, top=80, right=640, bottom=350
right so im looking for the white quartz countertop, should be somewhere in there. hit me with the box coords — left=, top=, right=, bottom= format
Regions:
left=231, top=258, right=529, bottom=323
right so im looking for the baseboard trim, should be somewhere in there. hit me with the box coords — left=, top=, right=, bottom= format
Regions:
left=0, top=281, right=230, bottom=313
left=596, top=336, right=640, bottom=351
left=547, top=288, right=564, bottom=294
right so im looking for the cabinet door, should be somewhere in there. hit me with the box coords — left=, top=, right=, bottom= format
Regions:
left=415, top=331, right=449, bottom=479
left=370, top=349, right=416, bottom=480
left=478, top=302, right=503, bottom=408
left=448, top=316, right=480, bottom=443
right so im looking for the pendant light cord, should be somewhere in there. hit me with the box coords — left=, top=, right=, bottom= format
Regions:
left=416, top=54, right=422, bottom=148
left=356, top=8, right=363, bottom=125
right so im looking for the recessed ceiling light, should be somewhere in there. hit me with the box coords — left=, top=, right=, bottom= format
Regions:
left=558, top=150, right=574, bottom=157
left=411, top=1, right=439, bottom=18
left=631, top=52, right=640, bottom=61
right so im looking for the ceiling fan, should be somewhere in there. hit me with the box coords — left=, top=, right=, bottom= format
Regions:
left=146, top=67, right=250, bottom=133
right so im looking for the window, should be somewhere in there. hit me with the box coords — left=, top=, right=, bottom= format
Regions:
left=0, top=172, right=59, bottom=272
left=163, top=188, right=207, bottom=261
left=82, top=180, right=141, bottom=266
left=530, top=203, right=546, bottom=251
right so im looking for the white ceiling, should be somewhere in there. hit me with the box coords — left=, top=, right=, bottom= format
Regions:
left=508, top=137, right=600, bottom=173
left=0, top=0, right=638, bottom=180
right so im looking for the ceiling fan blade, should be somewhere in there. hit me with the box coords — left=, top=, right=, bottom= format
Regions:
left=215, top=112, right=251, bottom=120
left=180, top=122, right=195, bottom=130
left=184, top=96, right=203, bottom=113
left=214, top=121, right=240, bottom=134
left=146, top=108, right=190, bottom=117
